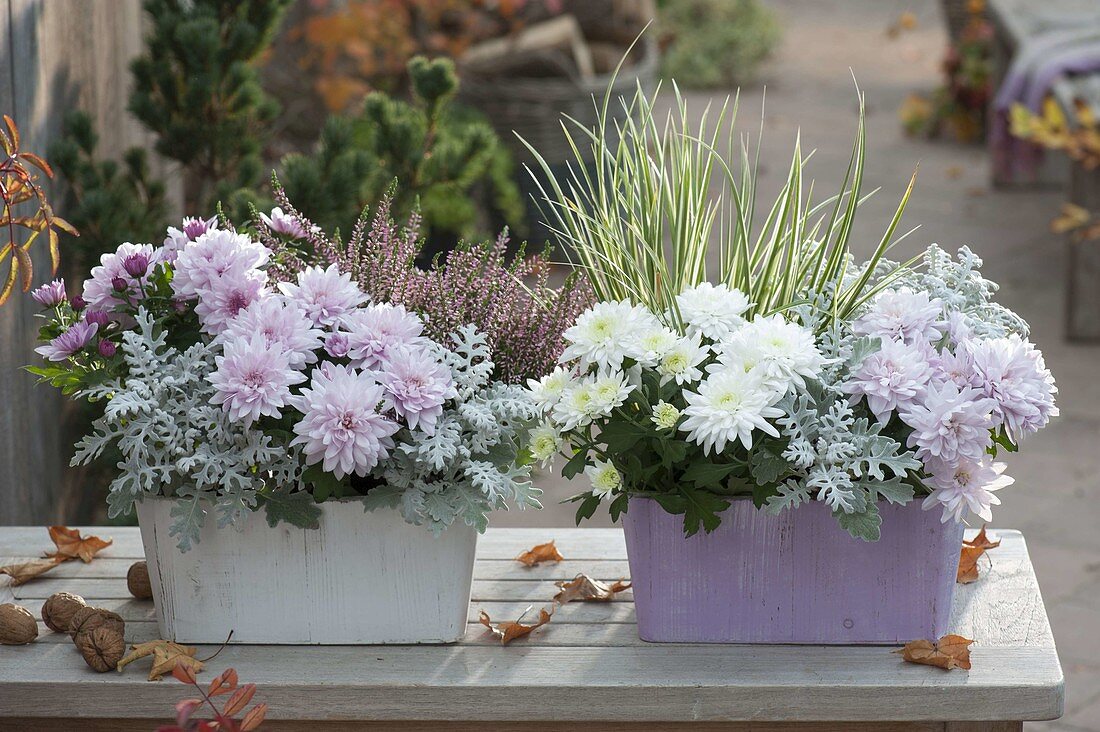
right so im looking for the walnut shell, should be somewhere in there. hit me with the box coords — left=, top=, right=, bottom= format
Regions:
left=127, top=561, right=153, bottom=600
left=75, top=626, right=125, bottom=673
left=0, top=603, right=38, bottom=644
left=68, top=606, right=125, bottom=639
left=41, top=592, right=87, bottom=633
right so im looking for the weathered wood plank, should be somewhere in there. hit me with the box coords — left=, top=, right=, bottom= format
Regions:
left=0, top=527, right=1064, bottom=724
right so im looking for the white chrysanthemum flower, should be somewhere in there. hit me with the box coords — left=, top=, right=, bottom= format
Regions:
left=854, top=288, right=945, bottom=346
left=657, top=334, right=709, bottom=385
left=636, top=326, right=679, bottom=367
left=680, top=369, right=783, bottom=454
left=588, top=372, right=635, bottom=416
left=651, top=401, right=681, bottom=430
left=717, top=314, right=825, bottom=394
left=922, top=456, right=1014, bottom=523
left=584, top=459, right=622, bottom=499
left=560, top=300, right=657, bottom=370
left=526, top=367, right=574, bottom=413
left=675, top=282, right=751, bottom=341
left=528, top=422, right=562, bottom=467
left=550, top=377, right=598, bottom=430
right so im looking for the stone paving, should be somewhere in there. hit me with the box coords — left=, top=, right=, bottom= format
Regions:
left=490, top=1, right=1100, bottom=728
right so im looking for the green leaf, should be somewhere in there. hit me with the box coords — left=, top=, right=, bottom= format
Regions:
left=261, top=489, right=322, bottom=530
left=681, top=486, right=730, bottom=536
left=749, top=443, right=790, bottom=485
left=990, top=427, right=1019, bottom=454
left=562, top=449, right=590, bottom=480
left=303, top=464, right=344, bottom=503
left=598, top=420, right=648, bottom=453
left=609, top=492, right=630, bottom=522
left=681, top=460, right=740, bottom=489
left=867, top=476, right=914, bottom=505
left=834, top=503, right=881, bottom=541
left=573, top=494, right=601, bottom=525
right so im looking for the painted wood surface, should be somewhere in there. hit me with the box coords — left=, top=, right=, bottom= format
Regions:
left=0, top=0, right=171, bottom=524
left=137, top=500, right=478, bottom=644
left=623, top=498, right=964, bottom=643
left=0, top=526, right=1063, bottom=726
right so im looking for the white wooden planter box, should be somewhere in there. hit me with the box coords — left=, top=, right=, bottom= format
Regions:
left=136, top=498, right=477, bottom=644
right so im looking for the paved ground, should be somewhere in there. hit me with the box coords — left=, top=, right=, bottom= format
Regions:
left=491, top=1, right=1100, bottom=728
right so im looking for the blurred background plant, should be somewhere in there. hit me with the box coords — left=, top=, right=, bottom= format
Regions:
left=899, top=0, right=992, bottom=142
left=279, top=56, right=524, bottom=248
left=656, top=0, right=778, bottom=88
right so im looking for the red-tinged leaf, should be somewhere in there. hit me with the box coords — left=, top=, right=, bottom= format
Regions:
left=4, top=115, right=19, bottom=150
left=208, top=668, right=237, bottom=697
left=174, top=698, right=202, bottom=724
left=222, top=684, right=257, bottom=716
left=172, top=662, right=199, bottom=685
left=240, top=703, right=268, bottom=731
left=18, top=152, right=53, bottom=178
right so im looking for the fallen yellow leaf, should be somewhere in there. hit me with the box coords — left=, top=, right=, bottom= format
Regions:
left=553, top=574, right=631, bottom=604
left=896, top=634, right=973, bottom=670
left=515, top=540, right=564, bottom=567
left=479, top=606, right=553, bottom=645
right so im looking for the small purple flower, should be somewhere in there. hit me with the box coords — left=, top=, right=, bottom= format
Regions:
left=841, top=339, right=935, bottom=423
left=31, top=279, right=67, bottom=307
left=325, top=331, right=349, bottom=359
left=183, top=216, right=216, bottom=240
left=122, top=253, right=150, bottom=278
left=82, top=242, right=158, bottom=311
left=70, top=294, right=87, bottom=311
left=290, top=364, right=400, bottom=479
left=900, top=382, right=995, bottom=464
left=97, top=339, right=117, bottom=358
left=379, top=345, right=458, bottom=434
left=84, top=310, right=110, bottom=327
left=208, top=333, right=306, bottom=426
left=35, top=321, right=98, bottom=362
left=260, top=207, right=319, bottom=240
left=161, top=216, right=218, bottom=263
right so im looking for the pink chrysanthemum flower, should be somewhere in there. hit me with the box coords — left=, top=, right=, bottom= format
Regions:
left=933, top=345, right=980, bottom=390
left=220, top=296, right=322, bottom=368
left=34, top=321, right=98, bottom=362
left=31, top=279, right=67, bottom=307
left=841, top=338, right=935, bottom=423
left=853, top=288, right=945, bottom=346
left=194, top=268, right=269, bottom=335
left=277, top=264, right=367, bottom=327
left=162, top=216, right=218, bottom=263
left=290, top=364, right=399, bottom=479
left=82, top=242, right=159, bottom=311
left=379, top=346, right=457, bottom=434
left=900, top=382, right=995, bottom=464
left=922, top=455, right=1013, bottom=523
left=171, top=229, right=270, bottom=299
left=968, top=335, right=1059, bottom=441
left=260, top=207, right=319, bottom=240
left=209, top=334, right=305, bottom=426
left=341, top=303, right=426, bottom=369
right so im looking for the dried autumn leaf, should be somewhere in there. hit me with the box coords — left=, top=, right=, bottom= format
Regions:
left=553, top=574, right=632, bottom=605
left=896, top=634, right=974, bottom=670
left=118, top=639, right=204, bottom=681
left=207, top=668, right=238, bottom=697
left=1051, top=202, right=1090, bottom=234
left=0, top=556, right=65, bottom=585
left=958, top=527, right=1001, bottom=584
left=479, top=606, right=554, bottom=645
left=48, top=526, right=113, bottom=563
left=222, top=684, right=257, bottom=716
left=515, top=540, right=564, bottom=567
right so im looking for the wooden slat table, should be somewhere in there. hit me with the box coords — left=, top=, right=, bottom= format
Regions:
left=0, top=527, right=1063, bottom=731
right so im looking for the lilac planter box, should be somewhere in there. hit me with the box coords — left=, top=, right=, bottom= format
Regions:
left=622, top=496, right=965, bottom=644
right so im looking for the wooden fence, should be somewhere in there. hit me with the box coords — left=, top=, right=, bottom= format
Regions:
left=0, top=0, right=167, bottom=523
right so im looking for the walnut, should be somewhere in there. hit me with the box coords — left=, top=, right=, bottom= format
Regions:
left=41, top=592, right=87, bottom=633
left=127, top=561, right=153, bottom=600
left=0, top=603, right=38, bottom=644
left=75, top=626, right=125, bottom=673
left=68, top=606, right=125, bottom=639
